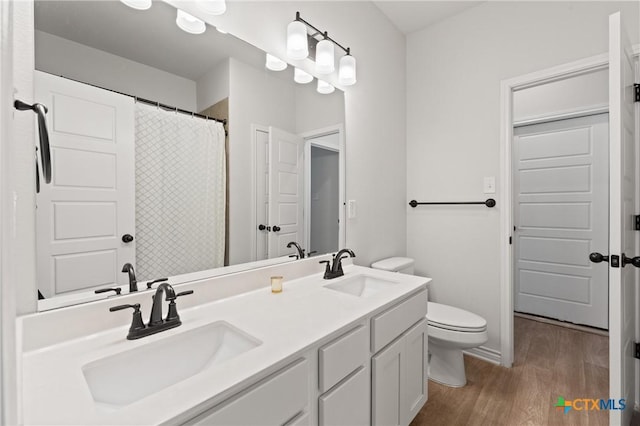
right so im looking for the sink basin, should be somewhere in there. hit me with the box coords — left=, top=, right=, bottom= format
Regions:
left=82, top=321, right=261, bottom=407
left=324, top=275, right=398, bottom=297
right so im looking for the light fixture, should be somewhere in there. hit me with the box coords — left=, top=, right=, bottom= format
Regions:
left=287, top=12, right=357, bottom=86
left=294, top=68, right=313, bottom=84
left=176, top=9, right=206, bottom=35
left=197, top=0, right=226, bottom=16
left=266, top=54, right=287, bottom=71
left=338, top=50, right=357, bottom=86
left=315, top=36, right=335, bottom=75
left=317, top=80, right=335, bottom=94
left=120, top=0, right=151, bottom=10
left=287, top=19, right=308, bottom=60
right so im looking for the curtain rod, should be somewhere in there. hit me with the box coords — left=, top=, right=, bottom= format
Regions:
left=48, top=72, right=227, bottom=125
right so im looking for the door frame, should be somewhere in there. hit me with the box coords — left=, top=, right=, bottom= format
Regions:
left=300, top=124, right=346, bottom=254
left=499, top=53, right=609, bottom=367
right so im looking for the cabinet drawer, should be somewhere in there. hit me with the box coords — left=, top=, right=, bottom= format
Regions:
left=185, top=358, right=309, bottom=426
left=319, top=324, right=368, bottom=392
left=319, top=366, right=370, bottom=426
left=371, top=289, right=427, bottom=353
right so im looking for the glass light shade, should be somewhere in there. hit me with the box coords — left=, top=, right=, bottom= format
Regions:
left=197, top=0, right=226, bottom=15
left=315, top=39, right=335, bottom=75
left=120, top=0, right=151, bottom=10
left=287, top=21, right=308, bottom=60
left=294, top=68, right=313, bottom=84
left=176, top=9, right=206, bottom=35
left=265, top=54, right=287, bottom=71
left=317, top=80, right=335, bottom=94
left=338, top=55, right=357, bottom=86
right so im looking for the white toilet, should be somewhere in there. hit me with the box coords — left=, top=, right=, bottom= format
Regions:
left=371, top=257, right=488, bottom=387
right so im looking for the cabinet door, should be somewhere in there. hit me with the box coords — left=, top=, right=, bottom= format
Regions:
left=319, top=366, right=369, bottom=426
left=401, top=319, right=428, bottom=425
left=372, top=337, right=403, bottom=426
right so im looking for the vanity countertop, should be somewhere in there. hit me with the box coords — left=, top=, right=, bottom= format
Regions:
left=20, top=265, right=429, bottom=425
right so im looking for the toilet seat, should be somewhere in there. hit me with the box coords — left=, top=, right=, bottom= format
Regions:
left=427, top=302, right=487, bottom=333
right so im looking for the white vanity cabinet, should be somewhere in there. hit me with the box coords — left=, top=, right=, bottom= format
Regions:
left=371, top=290, right=428, bottom=426
left=318, top=324, right=370, bottom=426
left=184, top=358, right=309, bottom=426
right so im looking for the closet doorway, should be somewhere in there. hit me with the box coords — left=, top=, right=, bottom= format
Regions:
left=513, top=113, right=609, bottom=329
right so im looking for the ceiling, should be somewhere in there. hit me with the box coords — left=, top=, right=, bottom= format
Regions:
left=373, top=1, right=485, bottom=35
left=34, top=0, right=263, bottom=81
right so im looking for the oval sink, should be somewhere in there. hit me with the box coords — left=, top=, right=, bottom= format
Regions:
left=324, top=275, right=398, bottom=297
left=82, top=321, right=261, bottom=407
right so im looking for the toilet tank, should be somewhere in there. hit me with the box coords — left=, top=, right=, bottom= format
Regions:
left=370, top=257, right=415, bottom=275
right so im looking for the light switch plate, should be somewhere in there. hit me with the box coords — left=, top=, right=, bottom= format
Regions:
left=348, top=200, right=357, bottom=219
left=484, top=177, right=496, bottom=194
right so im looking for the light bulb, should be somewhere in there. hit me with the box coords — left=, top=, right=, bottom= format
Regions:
left=294, top=68, right=313, bottom=84
left=315, top=39, right=335, bottom=75
left=176, top=9, right=206, bottom=35
left=287, top=21, right=308, bottom=60
left=338, top=54, right=357, bottom=86
left=317, top=80, right=335, bottom=94
left=266, top=54, right=287, bottom=71
left=197, top=0, right=226, bottom=15
left=120, top=0, right=151, bottom=10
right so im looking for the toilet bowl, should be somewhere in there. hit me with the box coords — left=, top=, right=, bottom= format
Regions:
left=371, top=257, right=488, bottom=387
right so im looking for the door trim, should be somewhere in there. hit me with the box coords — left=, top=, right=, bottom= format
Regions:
left=300, top=124, right=346, bottom=254
left=499, top=53, right=609, bottom=367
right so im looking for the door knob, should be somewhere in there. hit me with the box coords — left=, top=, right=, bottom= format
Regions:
left=589, top=252, right=609, bottom=263
left=258, top=224, right=271, bottom=232
left=272, top=225, right=281, bottom=232
left=622, top=253, right=640, bottom=268
left=122, top=234, right=134, bottom=243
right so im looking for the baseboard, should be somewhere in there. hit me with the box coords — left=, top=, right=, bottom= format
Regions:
left=463, top=346, right=501, bottom=365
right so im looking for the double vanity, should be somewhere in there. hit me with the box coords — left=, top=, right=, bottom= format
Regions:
left=18, top=256, right=430, bottom=425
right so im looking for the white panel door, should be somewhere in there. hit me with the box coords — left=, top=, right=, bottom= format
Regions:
left=514, top=114, right=609, bottom=328
left=35, top=71, right=135, bottom=297
left=372, top=336, right=403, bottom=426
left=268, top=127, right=304, bottom=258
left=401, top=319, right=428, bottom=425
left=607, top=11, right=636, bottom=426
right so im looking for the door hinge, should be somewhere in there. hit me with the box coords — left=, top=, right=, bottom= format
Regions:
left=635, top=342, right=640, bottom=360
left=509, top=236, right=512, bottom=245
left=635, top=215, right=640, bottom=230
left=635, top=84, right=640, bottom=102
left=610, top=255, right=620, bottom=268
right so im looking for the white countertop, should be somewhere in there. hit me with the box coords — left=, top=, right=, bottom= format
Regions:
left=21, top=265, right=429, bottom=425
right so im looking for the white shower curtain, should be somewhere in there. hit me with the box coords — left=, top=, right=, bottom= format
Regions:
left=135, top=103, right=226, bottom=280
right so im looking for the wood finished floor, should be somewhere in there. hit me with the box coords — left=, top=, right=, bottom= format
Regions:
left=410, top=317, right=609, bottom=426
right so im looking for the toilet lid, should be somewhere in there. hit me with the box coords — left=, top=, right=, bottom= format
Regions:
left=427, top=302, right=487, bottom=332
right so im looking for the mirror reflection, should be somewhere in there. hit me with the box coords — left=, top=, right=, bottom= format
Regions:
left=34, top=0, right=345, bottom=310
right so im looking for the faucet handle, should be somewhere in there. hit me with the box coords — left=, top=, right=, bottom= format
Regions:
left=109, top=303, right=146, bottom=338
left=146, top=277, right=168, bottom=289
left=166, top=290, right=194, bottom=322
left=319, top=260, right=331, bottom=278
left=95, top=287, right=122, bottom=296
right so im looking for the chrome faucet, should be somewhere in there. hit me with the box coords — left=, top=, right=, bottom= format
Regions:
left=287, top=241, right=305, bottom=259
left=109, top=282, right=193, bottom=340
left=320, top=249, right=356, bottom=279
left=121, top=263, right=138, bottom=292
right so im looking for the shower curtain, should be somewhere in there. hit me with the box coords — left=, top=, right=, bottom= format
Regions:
left=135, top=102, right=226, bottom=280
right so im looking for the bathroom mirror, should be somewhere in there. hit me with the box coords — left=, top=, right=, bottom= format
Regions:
left=34, top=0, right=345, bottom=311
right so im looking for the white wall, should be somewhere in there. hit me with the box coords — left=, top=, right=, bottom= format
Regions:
left=196, top=59, right=230, bottom=112
left=227, top=57, right=296, bottom=265
left=172, top=0, right=408, bottom=268
left=407, top=1, right=639, bottom=356
left=35, top=31, right=197, bottom=111
left=310, top=144, right=340, bottom=255
left=295, top=83, right=344, bottom=134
